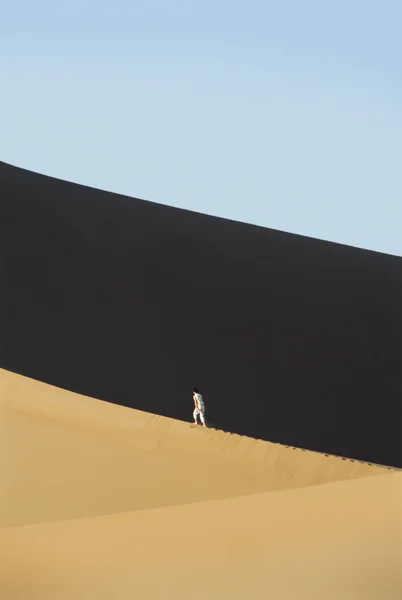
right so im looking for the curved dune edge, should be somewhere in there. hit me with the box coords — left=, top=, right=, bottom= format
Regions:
left=1, top=368, right=395, bottom=530
left=1, top=471, right=401, bottom=599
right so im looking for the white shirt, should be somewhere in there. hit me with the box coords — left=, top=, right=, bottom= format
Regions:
left=194, top=393, right=204, bottom=410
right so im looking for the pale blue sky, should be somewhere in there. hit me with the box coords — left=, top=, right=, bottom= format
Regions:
left=1, top=1, right=401, bottom=256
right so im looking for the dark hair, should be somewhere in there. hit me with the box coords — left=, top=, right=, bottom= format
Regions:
left=193, top=387, right=199, bottom=393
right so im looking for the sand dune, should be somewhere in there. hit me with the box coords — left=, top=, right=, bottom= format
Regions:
left=1, top=368, right=400, bottom=599
left=1, top=472, right=401, bottom=599
left=2, top=160, right=401, bottom=468
left=1, top=368, right=392, bottom=528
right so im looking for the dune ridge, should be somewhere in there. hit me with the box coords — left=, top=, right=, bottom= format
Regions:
left=1, top=368, right=394, bottom=527
left=1, top=466, right=401, bottom=599
left=1, top=367, right=400, bottom=599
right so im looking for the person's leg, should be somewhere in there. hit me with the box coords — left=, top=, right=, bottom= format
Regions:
left=199, top=410, right=206, bottom=427
left=193, top=408, right=199, bottom=424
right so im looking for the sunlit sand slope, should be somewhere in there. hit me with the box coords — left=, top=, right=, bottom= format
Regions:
left=1, top=471, right=401, bottom=599
left=1, top=368, right=393, bottom=529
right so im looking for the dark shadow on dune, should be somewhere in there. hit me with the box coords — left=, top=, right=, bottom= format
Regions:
left=1, top=161, right=401, bottom=467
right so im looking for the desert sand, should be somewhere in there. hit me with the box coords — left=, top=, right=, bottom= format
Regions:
left=1, top=367, right=401, bottom=599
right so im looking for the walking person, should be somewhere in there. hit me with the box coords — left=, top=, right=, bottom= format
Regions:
left=193, top=388, right=206, bottom=427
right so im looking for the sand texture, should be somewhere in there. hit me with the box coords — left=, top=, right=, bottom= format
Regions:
left=1, top=368, right=400, bottom=599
